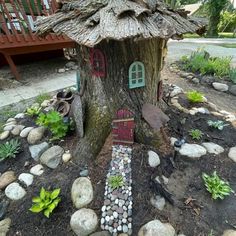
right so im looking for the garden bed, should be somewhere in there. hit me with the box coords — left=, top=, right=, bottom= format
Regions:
left=0, top=85, right=236, bottom=236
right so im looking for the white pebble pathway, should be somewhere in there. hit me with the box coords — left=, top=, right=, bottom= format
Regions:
left=101, top=145, right=133, bottom=235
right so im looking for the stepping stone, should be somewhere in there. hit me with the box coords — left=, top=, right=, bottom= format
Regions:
left=202, top=142, right=224, bottom=155
left=5, top=183, right=26, bottom=200
left=30, top=164, right=44, bottom=176
left=18, top=173, right=34, bottom=187
left=179, top=143, right=206, bottom=159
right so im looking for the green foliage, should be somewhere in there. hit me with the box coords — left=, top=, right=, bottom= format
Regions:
left=219, top=11, right=236, bottom=32
left=26, top=104, right=41, bottom=117
left=186, top=90, right=204, bottom=103
left=0, top=139, right=21, bottom=161
left=29, top=187, right=61, bottom=218
left=35, top=93, right=50, bottom=105
left=181, top=49, right=232, bottom=76
left=202, top=171, right=234, bottom=200
left=108, top=175, right=124, bottom=190
left=229, top=68, right=236, bottom=84
left=36, top=111, right=69, bottom=140
left=207, top=120, right=229, bottom=130
left=189, top=129, right=203, bottom=140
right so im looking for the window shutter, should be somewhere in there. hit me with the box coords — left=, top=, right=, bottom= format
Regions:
left=129, top=61, right=145, bottom=89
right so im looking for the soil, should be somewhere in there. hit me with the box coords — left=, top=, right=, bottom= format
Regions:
left=1, top=99, right=236, bottom=236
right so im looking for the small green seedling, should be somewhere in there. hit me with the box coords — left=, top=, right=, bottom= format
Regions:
left=186, top=90, right=204, bottom=103
left=29, top=187, right=61, bottom=218
left=207, top=120, right=229, bottom=130
left=202, top=171, right=234, bottom=200
left=108, top=175, right=124, bottom=190
left=0, top=139, right=21, bottom=161
left=26, top=105, right=41, bottom=117
left=189, top=129, right=203, bottom=140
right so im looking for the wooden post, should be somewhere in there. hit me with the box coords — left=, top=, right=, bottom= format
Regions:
left=3, top=53, right=21, bottom=81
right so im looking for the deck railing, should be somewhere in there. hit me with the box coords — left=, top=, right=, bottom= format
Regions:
left=0, top=0, right=75, bottom=80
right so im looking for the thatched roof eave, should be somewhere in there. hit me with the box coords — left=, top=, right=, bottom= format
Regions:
left=36, top=0, right=206, bottom=47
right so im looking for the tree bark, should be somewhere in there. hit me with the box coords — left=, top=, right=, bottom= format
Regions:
left=73, top=38, right=167, bottom=161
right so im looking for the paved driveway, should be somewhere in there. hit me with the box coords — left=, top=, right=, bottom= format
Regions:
left=167, top=38, right=236, bottom=66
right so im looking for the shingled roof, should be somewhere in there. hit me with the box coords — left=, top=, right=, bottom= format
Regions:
left=36, top=0, right=205, bottom=47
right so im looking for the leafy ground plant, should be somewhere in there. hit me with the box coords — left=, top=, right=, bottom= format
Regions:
left=30, top=187, right=61, bottom=218
left=186, top=90, right=204, bottom=103
left=202, top=171, right=234, bottom=200
left=36, top=111, right=69, bottom=140
left=0, top=139, right=21, bottom=162
left=189, top=129, right=203, bottom=140
left=207, top=120, right=229, bottom=130
left=26, top=104, right=41, bottom=117
left=108, top=175, right=124, bottom=190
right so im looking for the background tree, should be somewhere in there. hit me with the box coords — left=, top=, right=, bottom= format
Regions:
left=204, top=0, right=229, bottom=36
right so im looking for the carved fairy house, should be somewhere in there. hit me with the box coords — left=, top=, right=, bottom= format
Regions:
left=37, top=0, right=204, bottom=160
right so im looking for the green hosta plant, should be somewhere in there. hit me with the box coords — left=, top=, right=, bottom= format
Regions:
left=207, top=120, right=229, bottom=130
left=0, top=139, right=21, bottom=161
left=186, top=90, right=204, bottom=103
left=26, top=105, right=41, bottom=117
left=29, top=187, right=61, bottom=218
left=189, top=129, right=203, bottom=140
left=202, top=171, right=234, bottom=200
left=108, top=175, right=124, bottom=190
left=36, top=111, right=69, bottom=140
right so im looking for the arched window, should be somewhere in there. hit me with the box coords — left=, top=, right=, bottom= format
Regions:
left=129, top=61, right=145, bottom=89
left=90, top=49, right=106, bottom=78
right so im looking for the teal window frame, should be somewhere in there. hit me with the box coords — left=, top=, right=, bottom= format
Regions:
left=129, top=61, right=145, bottom=89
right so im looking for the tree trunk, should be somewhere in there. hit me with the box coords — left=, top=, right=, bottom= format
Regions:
left=73, top=38, right=167, bottom=161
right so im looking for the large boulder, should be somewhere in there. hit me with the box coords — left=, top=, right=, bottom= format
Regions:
left=27, top=127, right=45, bottom=144
left=71, top=177, right=93, bottom=209
left=138, top=219, right=175, bottom=236
left=0, top=171, right=16, bottom=190
left=179, top=143, right=207, bottom=159
left=40, top=146, right=64, bottom=169
left=70, top=208, right=98, bottom=236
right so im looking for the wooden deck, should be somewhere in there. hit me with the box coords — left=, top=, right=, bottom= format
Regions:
left=0, top=0, right=75, bottom=80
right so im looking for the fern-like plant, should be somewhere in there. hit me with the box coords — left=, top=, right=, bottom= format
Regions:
left=0, top=139, right=21, bottom=161
left=186, top=90, right=204, bottom=103
left=36, top=111, right=69, bottom=140
left=29, top=187, right=61, bottom=218
left=108, top=175, right=124, bottom=190
left=202, top=171, right=234, bottom=200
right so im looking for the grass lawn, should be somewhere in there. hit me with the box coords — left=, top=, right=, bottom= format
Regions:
left=184, top=32, right=236, bottom=39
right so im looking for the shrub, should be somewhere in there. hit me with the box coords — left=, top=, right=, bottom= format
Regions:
left=29, top=187, right=61, bottom=218
left=108, top=175, right=124, bottom=190
left=0, top=139, right=21, bottom=162
left=186, top=90, right=204, bottom=103
left=180, top=48, right=232, bottom=77
left=36, top=111, right=69, bottom=140
left=207, top=120, right=229, bottom=130
left=229, top=68, right=236, bottom=84
left=189, top=129, right=203, bottom=140
left=202, top=171, right=234, bottom=200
